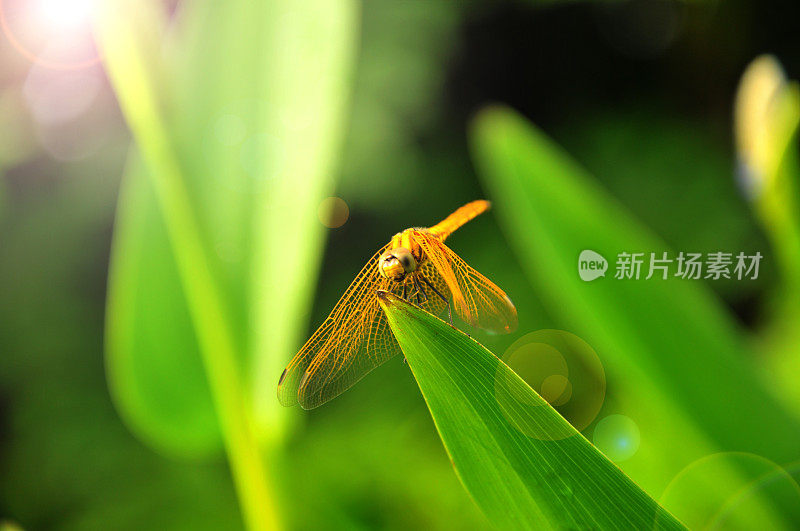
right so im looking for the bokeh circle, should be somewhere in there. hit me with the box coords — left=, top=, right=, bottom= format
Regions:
left=656, top=452, right=800, bottom=530
left=318, top=197, right=350, bottom=228
left=494, top=329, right=606, bottom=440
left=593, top=414, right=641, bottom=462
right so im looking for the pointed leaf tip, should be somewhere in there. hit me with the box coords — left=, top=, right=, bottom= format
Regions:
left=376, top=289, right=391, bottom=301
left=376, top=289, right=405, bottom=310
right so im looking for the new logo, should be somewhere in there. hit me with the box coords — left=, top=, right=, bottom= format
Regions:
left=578, top=250, right=608, bottom=282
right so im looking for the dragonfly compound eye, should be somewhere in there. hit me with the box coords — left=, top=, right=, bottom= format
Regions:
left=393, top=247, right=418, bottom=274
left=378, top=248, right=417, bottom=281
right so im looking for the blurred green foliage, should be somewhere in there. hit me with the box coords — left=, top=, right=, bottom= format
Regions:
left=472, top=105, right=800, bottom=527
left=733, top=56, right=800, bottom=420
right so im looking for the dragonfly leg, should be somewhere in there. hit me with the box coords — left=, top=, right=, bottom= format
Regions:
left=413, top=275, right=429, bottom=304
left=419, top=273, right=453, bottom=327
left=403, top=278, right=422, bottom=303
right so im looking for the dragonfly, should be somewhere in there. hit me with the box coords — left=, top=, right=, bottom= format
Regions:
left=278, top=200, right=518, bottom=409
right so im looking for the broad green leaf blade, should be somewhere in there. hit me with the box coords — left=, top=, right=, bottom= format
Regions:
left=247, top=1, right=360, bottom=434
left=97, top=2, right=285, bottom=528
left=102, top=0, right=358, bottom=455
left=101, top=0, right=223, bottom=457
left=106, top=154, right=219, bottom=456
left=378, top=291, right=685, bottom=531
left=470, top=106, right=800, bottom=524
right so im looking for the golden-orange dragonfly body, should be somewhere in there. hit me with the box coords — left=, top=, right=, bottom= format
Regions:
left=278, top=200, right=517, bottom=409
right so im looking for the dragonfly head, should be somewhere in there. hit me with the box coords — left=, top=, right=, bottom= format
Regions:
left=379, top=247, right=417, bottom=281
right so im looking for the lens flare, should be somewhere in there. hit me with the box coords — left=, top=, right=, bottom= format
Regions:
left=593, top=414, right=640, bottom=462
left=36, top=0, right=96, bottom=32
left=318, top=197, right=350, bottom=228
left=495, top=329, right=605, bottom=440
left=1, top=0, right=101, bottom=69
left=657, top=452, right=800, bottom=530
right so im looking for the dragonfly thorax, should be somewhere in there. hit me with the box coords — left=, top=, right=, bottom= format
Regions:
left=378, top=247, right=418, bottom=281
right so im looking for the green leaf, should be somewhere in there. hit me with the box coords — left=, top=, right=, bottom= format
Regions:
left=470, top=105, right=800, bottom=524
left=98, top=0, right=357, bottom=528
left=101, top=0, right=358, bottom=456
left=735, top=56, right=800, bottom=294
left=378, top=291, right=685, bottom=530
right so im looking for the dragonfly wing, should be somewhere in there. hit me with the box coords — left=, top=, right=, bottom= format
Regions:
left=416, top=261, right=451, bottom=318
left=277, top=246, right=403, bottom=409
left=297, top=290, right=402, bottom=409
left=413, top=231, right=518, bottom=334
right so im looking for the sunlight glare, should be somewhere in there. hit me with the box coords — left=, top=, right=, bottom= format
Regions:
left=36, top=0, right=96, bottom=33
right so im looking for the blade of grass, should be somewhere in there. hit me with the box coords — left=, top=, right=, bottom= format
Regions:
left=470, top=105, right=800, bottom=523
left=94, top=1, right=278, bottom=529
left=378, top=291, right=685, bottom=530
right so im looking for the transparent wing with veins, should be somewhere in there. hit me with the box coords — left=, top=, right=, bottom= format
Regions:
left=277, top=245, right=449, bottom=410
left=413, top=231, right=518, bottom=334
